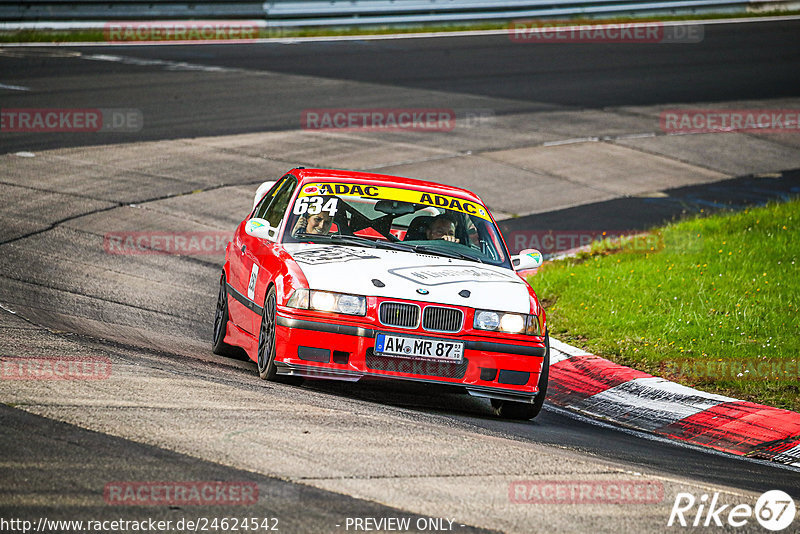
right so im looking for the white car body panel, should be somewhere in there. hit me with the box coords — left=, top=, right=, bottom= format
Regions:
left=283, top=243, right=531, bottom=313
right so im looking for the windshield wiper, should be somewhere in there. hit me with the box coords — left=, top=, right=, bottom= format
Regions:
left=330, top=235, right=427, bottom=254
left=293, top=231, right=333, bottom=242
left=328, top=234, right=379, bottom=248
left=294, top=233, right=382, bottom=249
left=300, top=233, right=483, bottom=263
left=411, top=244, right=484, bottom=264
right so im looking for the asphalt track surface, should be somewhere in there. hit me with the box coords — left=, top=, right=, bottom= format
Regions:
left=1, top=18, right=800, bottom=534
left=0, top=18, right=799, bottom=153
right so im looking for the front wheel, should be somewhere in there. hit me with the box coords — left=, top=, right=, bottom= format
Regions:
left=257, top=286, right=279, bottom=380
left=492, top=331, right=550, bottom=420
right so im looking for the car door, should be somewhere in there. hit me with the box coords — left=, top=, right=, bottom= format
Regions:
left=228, top=176, right=294, bottom=333
left=240, top=175, right=298, bottom=334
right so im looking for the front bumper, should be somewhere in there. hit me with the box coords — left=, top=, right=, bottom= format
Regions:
left=274, top=312, right=546, bottom=403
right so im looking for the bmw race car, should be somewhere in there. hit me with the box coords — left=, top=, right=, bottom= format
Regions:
left=213, top=168, right=549, bottom=419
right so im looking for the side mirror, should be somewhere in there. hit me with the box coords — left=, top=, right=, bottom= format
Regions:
left=512, top=249, right=544, bottom=271
left=252, top=181, right=277, bottom=211
left=245, top=218, right=279, bottom=242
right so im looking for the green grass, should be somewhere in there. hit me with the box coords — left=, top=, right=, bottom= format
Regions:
left=530, top=199, right=800, bottom=412
left=2, top=10, right=799, bottom=43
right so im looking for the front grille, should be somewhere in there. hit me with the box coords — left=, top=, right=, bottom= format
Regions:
left=379, top=302, right=419, bottom=328
left=366, top=350, right=468, bottom=379
left=422, top=306, right=463, bottom=333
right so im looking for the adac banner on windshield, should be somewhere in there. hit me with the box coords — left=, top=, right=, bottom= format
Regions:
left=298, top=182, right=491, bottom=221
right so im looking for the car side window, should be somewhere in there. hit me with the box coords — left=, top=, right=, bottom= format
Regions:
left=262, top=177, right=297, bottom=229
left=253, top=177, right=288, bottom=220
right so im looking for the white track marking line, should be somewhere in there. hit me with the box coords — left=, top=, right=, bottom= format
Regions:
left=550, top=338, right=592, bottom=358
left=0, top=83, right=30, bottom=91
left=576, top=376, right=736, bottom=430
left=542, top=137, right=599, bottom=147
left=81, top=53, right=232, bottom=72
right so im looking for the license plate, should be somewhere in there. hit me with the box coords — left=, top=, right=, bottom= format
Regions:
left=374, top=333, right=464, bottom=363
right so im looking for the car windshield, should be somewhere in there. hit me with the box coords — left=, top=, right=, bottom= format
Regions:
left=282, top=181, right=510, bottom=268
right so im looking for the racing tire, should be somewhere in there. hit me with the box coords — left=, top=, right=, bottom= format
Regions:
left=491, top=330, right=550, bottom=420
left=257, top=286, right=303, bottom=385
left=212, top=273, right=239, bottom=357
left=257, top=285, right=279, bottom=380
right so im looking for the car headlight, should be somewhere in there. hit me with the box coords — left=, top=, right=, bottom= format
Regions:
left=500, top=313, right=525, bottom=333
left=525, top=314, right=542, bottom=336
left=474, top=310, right=500, bottom=330
left=474, top=309, right=540, bottom=335
left=287, top=289, right=366, bottom=316
left=310, top=291, right=336, bottom=312
left=336, top=294, right=365, bottom=315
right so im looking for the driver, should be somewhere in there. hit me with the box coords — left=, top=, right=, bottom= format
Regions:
left=293, top=211, right=333, bottom=236
left=426, top=214, right=459, bottom=243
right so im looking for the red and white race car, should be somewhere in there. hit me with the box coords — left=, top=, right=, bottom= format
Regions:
left=213, top=168, right=548, bottom=419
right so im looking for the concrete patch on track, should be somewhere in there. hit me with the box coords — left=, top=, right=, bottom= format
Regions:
left=377, top=154, right=599, bottom=219
left=615, top=99, right=800, bottom=174
left=2, top=140, right=290, bottom=204
left=188, top=130, right=458, bottom=171
left=616, top=131, right=800, bottom=176
left=498, top=108, right=659, bottom=140
left=484, top=142, right=727, bottom=194
left=0, top=181, right=115, bottom=242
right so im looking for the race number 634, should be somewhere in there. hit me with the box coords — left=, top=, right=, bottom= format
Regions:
left=293, top=196, right=338, bottom=216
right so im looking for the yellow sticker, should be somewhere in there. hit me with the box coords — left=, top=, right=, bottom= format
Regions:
left=299, top=183, right=490, bottom=220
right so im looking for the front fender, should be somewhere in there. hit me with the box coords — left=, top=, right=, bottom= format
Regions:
left=253, top=244, right=309, bottom=308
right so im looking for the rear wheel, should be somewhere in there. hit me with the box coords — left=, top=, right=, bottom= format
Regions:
left=212, top=273, right=238, bottom=357
left=492, top=331, right=550, bottom=420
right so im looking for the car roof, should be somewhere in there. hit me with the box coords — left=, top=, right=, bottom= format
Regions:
left=290, top=167, right=485, bottom=204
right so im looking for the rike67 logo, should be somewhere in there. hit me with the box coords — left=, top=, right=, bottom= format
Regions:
left=668, top=490, right=796, bottom=531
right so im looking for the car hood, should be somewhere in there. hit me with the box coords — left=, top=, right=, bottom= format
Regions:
left=283, top=243, right=531, bottom=313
